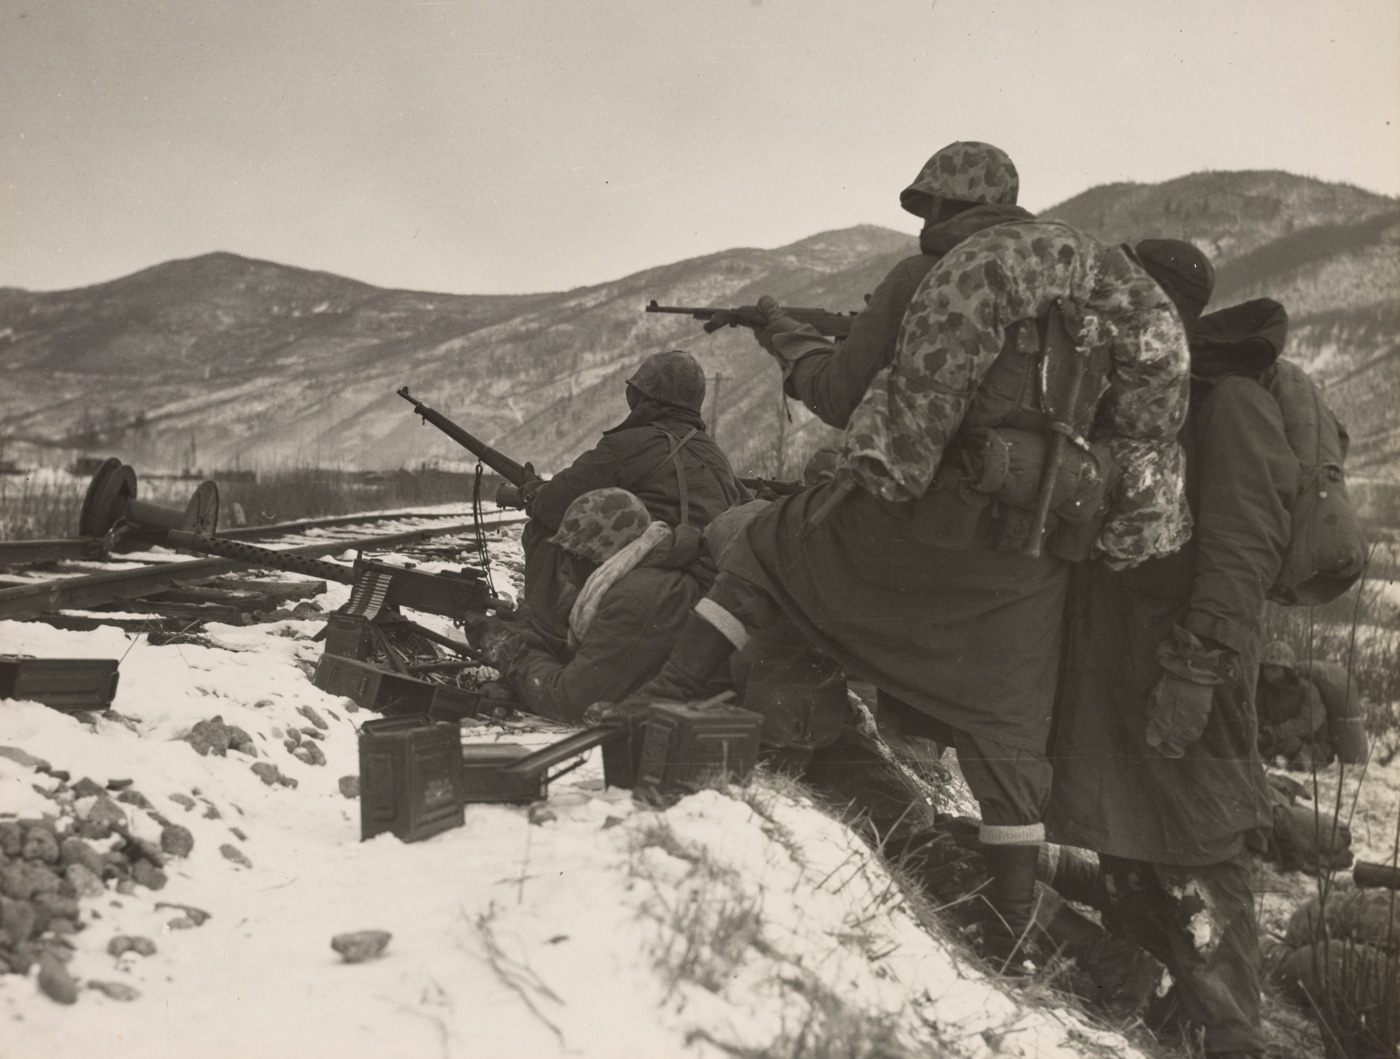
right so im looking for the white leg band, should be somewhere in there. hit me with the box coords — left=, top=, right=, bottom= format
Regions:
left=979, top=822, right=1046, bottom=846
left=694, top=598, right=751, bottom=650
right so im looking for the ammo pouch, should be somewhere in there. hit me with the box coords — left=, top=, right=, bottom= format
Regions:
left=910, top=428, right=1116, bottom=556
left=963, top=428, right=1117, bottom=525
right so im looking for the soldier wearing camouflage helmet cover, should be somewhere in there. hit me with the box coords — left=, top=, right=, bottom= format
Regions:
left=594, top=142, right=1194, bottom=971
left=515, top=348, right=746, bottom=654
left=462, top=488, right=727, bottom=723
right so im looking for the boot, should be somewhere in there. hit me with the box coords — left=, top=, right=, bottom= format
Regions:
left=637, top=613, right=738, bottom=702
left=1036, top=843, right=1104, bottom=909
left=979, top=843, right=1044, bottom=971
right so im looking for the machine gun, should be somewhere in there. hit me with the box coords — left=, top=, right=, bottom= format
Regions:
left=645, top=299, right=860, bottom=340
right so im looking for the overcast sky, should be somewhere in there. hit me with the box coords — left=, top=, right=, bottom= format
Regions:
left=3, top=0, right=1397, bottom=296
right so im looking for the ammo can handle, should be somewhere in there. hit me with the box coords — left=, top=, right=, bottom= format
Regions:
left=500, top=725, right=626, bottom=779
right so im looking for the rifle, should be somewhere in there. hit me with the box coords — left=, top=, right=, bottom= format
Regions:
left=397, top=387, right=537, bottom=488
left=645, top=300, right=859, bottom=340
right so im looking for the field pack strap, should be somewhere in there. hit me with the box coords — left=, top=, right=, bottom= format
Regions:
left=643, top=427, right=699, bottom=526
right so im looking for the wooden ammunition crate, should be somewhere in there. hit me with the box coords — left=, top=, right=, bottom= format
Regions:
left=0, top=656, right=120, bottom=713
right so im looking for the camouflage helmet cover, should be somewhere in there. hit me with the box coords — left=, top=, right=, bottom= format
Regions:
left=626, top=349, right=706, bottom=413
left=900, top=141, right=1019, bottom=216
left=551, top=487, right=653, bottom=563
left=1260, top=640, right=1297, bottom=670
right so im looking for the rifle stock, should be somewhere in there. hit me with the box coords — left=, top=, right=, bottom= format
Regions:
left=646, top=300, right=858, bottom=340
left=397, top=387, right=536, bottom=487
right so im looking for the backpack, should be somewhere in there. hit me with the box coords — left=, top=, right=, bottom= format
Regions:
left=1192, top=300, right=1367, bottom=606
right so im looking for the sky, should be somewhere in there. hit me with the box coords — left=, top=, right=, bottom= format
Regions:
left=2, top=0, right=1398, bottom=296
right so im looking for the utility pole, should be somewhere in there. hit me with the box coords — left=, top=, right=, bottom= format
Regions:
left=710, top=372, right=726, bottom=442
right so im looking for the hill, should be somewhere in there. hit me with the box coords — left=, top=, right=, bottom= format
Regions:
left=0, top=171, right=1396, bottom=504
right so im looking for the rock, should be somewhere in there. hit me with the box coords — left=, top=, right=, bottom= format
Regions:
left=105, top=778, right=133, bottom=791
left=1, top=861, right=62, bottom=901
left=88, top=980, right=141, bottom=1001
left=155, top=902, right=210, bottom=927
left=220, top=844, right=252, bottom=869
left=115, top=880, right=136, bottom=896
left=81, top=794, right=128, bottom=833
left=107, top=935, right=157, bottom=958
left=0, top=822, right=22, bottom=857
left=66, top=864, right=105, bottom=899
left=115, top=789, right=153, bottom=810
left=230, top=739, right=259, bottom=758
left=160, top=824, right=195, bottom=859
left=302, top=743, right=326, bottom=766
left=34, top=892, right=80, bottom=920
left=251, top=762, right=297, bottom=789
left=46, top=917, right=78, bottom=935
left=120, top=833, right=165, bottom=869
left=168, top=793, right=197, bottom=812
left=131, top=861, right=167, bottom=891
left=227, top=724, right=254, bottom=748
left=253, top=698, right=275, bottom=709
left=297, top=704, right=329, bottom=730
left=37, top=951, right=78, bottom=1004
left=229, top=827, right=247, bottom=842
left=338, top=776, right=360, bottom=799
left=101, top=851, right=133, bottom=882
left=299, top=726, right=325, bottom=741
left=70, top=777, right=106, bottom=800
left=202, top=801, right=222, bottom=819
left=0, top=895, right=38, bottom=945
left=21, top=827, right=60, bottom=864
left=184, top=716, right=234, bottom=757
left=0, top=746, right=50, bottom=771
left=291, top=746, right=314, bottom=766
left=331, top=930, right=391, bottom=963
left=285, top=727, right=302, bottom=747
left=59, top=837, right=106, bottom=876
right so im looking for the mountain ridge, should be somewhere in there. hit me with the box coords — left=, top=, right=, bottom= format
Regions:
left=1, top=171, right=1396, bottom=514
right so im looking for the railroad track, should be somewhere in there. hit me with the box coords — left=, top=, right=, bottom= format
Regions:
left=0, top=461, right=528, bottom=626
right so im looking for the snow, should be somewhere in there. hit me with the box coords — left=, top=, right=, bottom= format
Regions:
left=0, top=537, right=1164, bottom=1059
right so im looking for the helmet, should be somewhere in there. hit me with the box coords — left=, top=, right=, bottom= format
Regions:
left=900, top=141, right=1019, bottom=217
left=551, top=488, right=653, bottom=563
left=1135, top=239, right=1216, bottom=329
left=626, top=350, right=706, bottom=413
left=1260, top=641, right=1297, bottom=670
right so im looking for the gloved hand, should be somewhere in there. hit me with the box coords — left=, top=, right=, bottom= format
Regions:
left=581, top=693, right=652, bottom=727
left=1143, top=626, right=1230, bottom=757
left=1144, top=673, right=1216, bottom=757
left=702, top=305, right=767, bottom=334
left=460, top=614, right=525, bottom=671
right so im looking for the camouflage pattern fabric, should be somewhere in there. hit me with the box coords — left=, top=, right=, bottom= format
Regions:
left=626, top=349, right=706, bottom=413
left=899, top=141, right=1020, bottom=215
left=836, top=220, right=1192, bottom=569
left=550, top=487, right=652, bottom=563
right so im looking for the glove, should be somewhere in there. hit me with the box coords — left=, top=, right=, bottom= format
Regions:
left=1144, top=673, right=1216, bottom=758
left=702, top=305, right=767, bottom=334
left=461, top=615, right=525, bottom=670
left=582, top=693, right=652, bottom=727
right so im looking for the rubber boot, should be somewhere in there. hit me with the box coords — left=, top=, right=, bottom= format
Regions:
left=1036, top=843, right=1104, bottom=909
left=979, top=843, right=1043, bottom=971
left=637, top=613, right=738, bottom=702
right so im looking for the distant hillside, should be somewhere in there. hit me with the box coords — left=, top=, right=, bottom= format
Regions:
left=1, top=170, right=1396, bottom=511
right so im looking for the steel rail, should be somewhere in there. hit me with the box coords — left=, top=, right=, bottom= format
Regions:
left=0, top=514, right=526, bottom=623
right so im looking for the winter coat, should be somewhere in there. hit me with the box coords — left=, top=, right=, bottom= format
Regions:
left=1045, top=375, right=1297, bottom=865
left=506, top=554, right=712, bottom=724
left=521, top=405, right=745, bottom=647
left=1258, top=659, right=1368, bottom=764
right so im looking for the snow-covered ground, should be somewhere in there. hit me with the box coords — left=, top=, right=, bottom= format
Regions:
left=0, top=526, right=1150, bottom=1059
left=2, top=523, right=1397, bottom=1059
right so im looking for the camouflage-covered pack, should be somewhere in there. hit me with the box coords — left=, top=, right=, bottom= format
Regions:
left=837, top=220, right=1193, bottom=568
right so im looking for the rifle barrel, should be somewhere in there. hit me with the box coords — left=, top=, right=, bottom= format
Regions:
left=397, top=388, right=533, bottom=486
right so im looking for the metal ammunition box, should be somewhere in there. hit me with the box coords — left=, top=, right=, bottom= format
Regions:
left=633, top=703, right=762, bottom=804
left=0, top=656, right=120, bottom=713
left=460, top=744, right=549, bottom=803
left=358, top=715, right=464, bottom=842
left=427, top=684, right=483, bottom=724
left=313, top=654, right=437, bottom=714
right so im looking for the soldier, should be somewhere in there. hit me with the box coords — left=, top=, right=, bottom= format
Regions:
left=1256, top=639, right=1369, bottom=768
left=589, top=142, right=1194, bottom=965
left=464, top=488, right=722, bottom=722
left=1045, top=243, right=1289, bottom=1059
left=506, top=349, right=746, bottom=651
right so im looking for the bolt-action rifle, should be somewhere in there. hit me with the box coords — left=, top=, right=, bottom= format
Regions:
left=397, top=387, right=541, bottom=508
left=645, top=300, right=860, bottom=340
